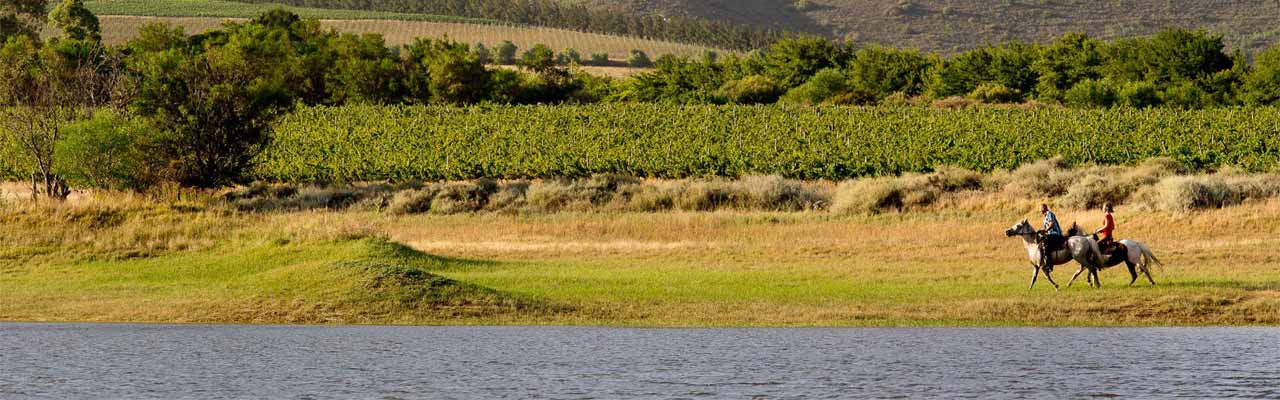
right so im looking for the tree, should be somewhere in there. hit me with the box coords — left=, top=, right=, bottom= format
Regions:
left=557, top=48, right=581, bottom=65
left=404, top=38, right=489, bottom=104
left=494, top=40, right=517, bottom=65
left=0, top=0, right=44, bottom=43
left=1033, top=32, right=1104, bottom=102
left=0, top=36, right=121, bottom=198
left=847, top=45, right=934, bottom=97
left=520, top=44, right=558, bottom=74
left=48, top=0, right=100, bottom=42
left=129, top=19, right=303, bottom=187
left=762, top=37, right=847, bottom=88
left=324, top=33, right=404, bottom=104
left=1243, top=44, right=1280, bottom=105
left=473, top=42, right=491, bottom=64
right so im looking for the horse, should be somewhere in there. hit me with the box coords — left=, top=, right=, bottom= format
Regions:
left=1005, top=219, right=1105, bottom=290
left=1066, top=224, right=1162, bottom=286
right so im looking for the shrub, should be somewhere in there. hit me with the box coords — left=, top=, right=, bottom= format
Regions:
left=628, top=181, right=681, bottom=212
left=738, top=175, right=829, bottom=211
left=1064, top=79, right=1117, bottom=108
left=1134, top=173, right=1280, bottom=212
left=832, top=175, right=937, bottom=214
left=55, top=110, right=165, bottom=191
left=968, top=83, right=1022, bottom=104
left=1002, top=157, right=1081, bottom=198
left=780, top=68, right=850, bottom=105
left=589, top=52, right=610, bottom=66
left=486, top=181, right=529, bottom=211
left=717, top=75, right=783, bottom=104
left=388, top=186, right=442, bottom=215
left=1117, top=81, right=1161, bottom=108
left=430, top=180, right=496, bottom=214
left=930, top=96, right=978, bottom=109
left=627, top=50, right=653, bottom=68
left=494, top=40, right=517, bottom=65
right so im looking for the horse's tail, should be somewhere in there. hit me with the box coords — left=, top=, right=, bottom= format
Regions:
left=1140, top=244, right=1163, bottom=270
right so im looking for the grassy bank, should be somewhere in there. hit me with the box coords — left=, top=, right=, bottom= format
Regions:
left=2, top=181, right=1278, bottom=326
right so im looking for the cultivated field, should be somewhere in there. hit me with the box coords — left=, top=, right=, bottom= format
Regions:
left=93, top=15, right=715, bottom=61
left=2, top=178, right=1278, bottom=326
left=81, top=0, right=723, bottom=61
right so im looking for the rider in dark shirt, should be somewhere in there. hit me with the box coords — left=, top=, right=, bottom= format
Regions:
left=1039, top=204, right=1063, bottom=272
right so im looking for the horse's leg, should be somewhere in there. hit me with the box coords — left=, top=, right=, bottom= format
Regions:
left=1067, top=265, right=1086, bottom=288
left=1043, top=266, right=1060, bottom=290
left=1091, top=267, right=1102, bottom=288
left=1029, top=263, right=1040, bottom=290
left=1141, top=262, right=1156, bottom=286
left=1125, top=261, right=1138, bottom=286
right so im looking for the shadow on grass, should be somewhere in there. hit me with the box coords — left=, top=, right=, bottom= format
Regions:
left=336, top=237, right=585, bottom=320
left=363, top=236, right=499, bottom=270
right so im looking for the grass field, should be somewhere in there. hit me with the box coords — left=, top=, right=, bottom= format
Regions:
left=2, top=184, right=1277, bottom=327
left=80, top=0, right=722, bottom=61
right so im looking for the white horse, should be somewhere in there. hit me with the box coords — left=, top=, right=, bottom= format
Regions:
left=1005, top=219, right=1105, bottom=290
left=1066, top=224, right=1162, bottom=286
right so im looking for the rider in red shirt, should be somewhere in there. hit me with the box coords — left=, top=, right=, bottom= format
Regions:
left=1094, top=203, right=1116, bottom=252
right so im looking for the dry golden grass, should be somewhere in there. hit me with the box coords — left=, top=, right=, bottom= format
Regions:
left=95, top=16, right=718, bottom=61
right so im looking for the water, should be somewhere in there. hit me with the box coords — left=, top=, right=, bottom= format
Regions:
left=1, top=324, right=1277, bottom=399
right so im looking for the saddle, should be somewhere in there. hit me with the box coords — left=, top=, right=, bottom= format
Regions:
left=1091, top=233, right=1127, bottom=263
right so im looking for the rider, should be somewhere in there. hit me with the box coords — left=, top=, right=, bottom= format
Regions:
left=1039, top=204, right=1063, bottom=271
left=1094, top=203, right=1116, bottom=253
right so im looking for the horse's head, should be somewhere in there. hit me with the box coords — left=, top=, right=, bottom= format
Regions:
left=1067, top=222, right=1082, bottom=237
left=1005, top=219, right=1034, bottom=237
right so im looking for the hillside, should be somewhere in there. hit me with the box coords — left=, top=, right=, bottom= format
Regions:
left=576, top=0, right=1280, bottom=55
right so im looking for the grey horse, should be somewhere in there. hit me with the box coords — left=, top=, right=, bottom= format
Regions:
left=1005, top=219, right=1105, bottom=290
left=1066, top=224, right=1162, bottom=286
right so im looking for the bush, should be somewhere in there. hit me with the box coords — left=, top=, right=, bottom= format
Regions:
left=627, top=50, right=652, bottom=68
left=388, top=186, right=442, bottom=215
left=1117, top=81, right=1161, bottom=108
left=1064, top=79, right=1117, bottom=108
left=557, top=48, right=581, bottom=65
left=1133, top=173, right=1280, bottom=212
left=494, top=40, right=517, bottom=65
left=780, top=68, right=850, bottom=105
left=589, top=52, right=610, bottom=66
left=55, top=110, right=165, bottom=191
left=737, top=175, right=829, bottom=211
left=968, top=83, right=1022, bottom=104
left=717, top=75, right=783, bottom=104
left=832, top=175, right=937, bottom=214
left=486, top=181, right=529, bottom=211
left=1000, top=157, right=1081, bottom=198
left=429, top=180, right=496, bottom=214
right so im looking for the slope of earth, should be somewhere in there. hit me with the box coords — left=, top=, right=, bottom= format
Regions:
left=578, top=0, right=1280, bottom=55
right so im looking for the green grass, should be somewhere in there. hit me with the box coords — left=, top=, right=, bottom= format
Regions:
left=2, top=191, right=1279, bottom=326
left=0, top=235, right=560, bottom=324
left=83, top=0, right=499, bottom=24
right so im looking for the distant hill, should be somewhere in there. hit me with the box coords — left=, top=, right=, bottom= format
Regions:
left=576, top=0, right=1280, bottom=55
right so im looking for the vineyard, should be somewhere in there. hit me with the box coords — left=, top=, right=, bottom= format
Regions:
left=255, top=105, right=1280, bottom=182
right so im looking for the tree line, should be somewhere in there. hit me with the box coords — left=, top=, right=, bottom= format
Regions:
left=232, top=0, right=788, bottom=51
left=2, top=5, right=1280, bottom=198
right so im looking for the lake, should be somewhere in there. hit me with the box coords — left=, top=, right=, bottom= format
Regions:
left=1, top=324, right=1277, bottom=399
